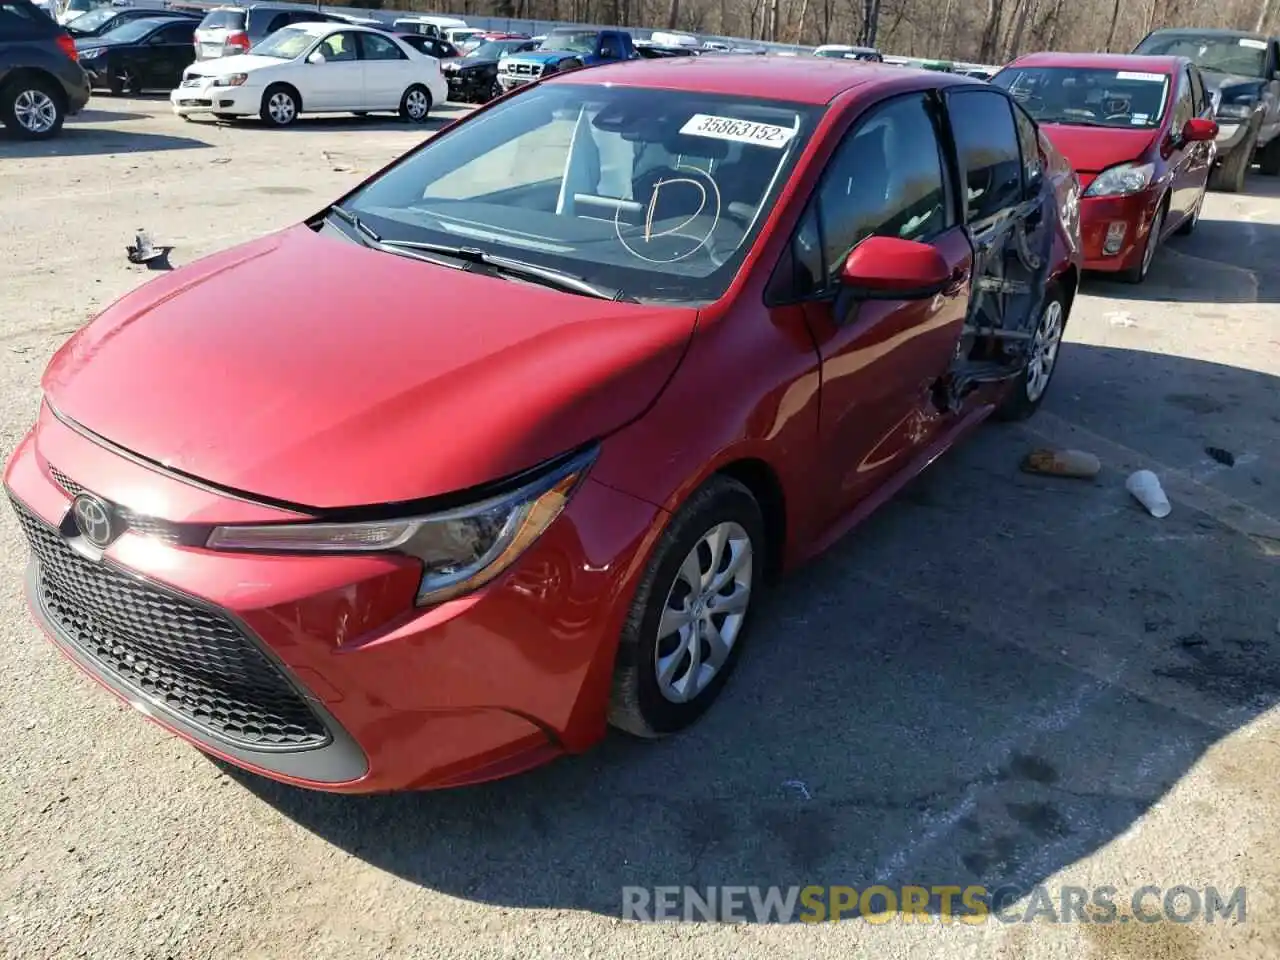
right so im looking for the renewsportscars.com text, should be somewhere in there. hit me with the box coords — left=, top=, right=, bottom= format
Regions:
left=621, top=884, right=1247, bottom=924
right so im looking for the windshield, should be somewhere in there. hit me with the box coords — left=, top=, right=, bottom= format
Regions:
left=99, top=17, right=165, bottom=43
left=467, top=40, right=523, bottom=60
left=251, top=27, right=315, bottom=59
left=1134, top=33, right=1268, bottom=77
left=993, top=66, right=1170, bottom=129
left=539, top=30, right=597, bottom=53
left=198, top=9, right=246, bottom=30
left=69, top=6, right=116, bottom=30
left=343, top=84, right=818, bottom=304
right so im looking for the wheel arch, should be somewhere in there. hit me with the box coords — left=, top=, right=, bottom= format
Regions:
left=263, top=81, right=303, bottom=113
left=1, top=67, right=68, bottom=109
left=714, top=457, right=787, bottom=584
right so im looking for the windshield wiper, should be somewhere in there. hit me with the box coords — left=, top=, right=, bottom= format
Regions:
left=325, top=204, right=383, bottom=245
left=378, top=239, right=632, bottom=302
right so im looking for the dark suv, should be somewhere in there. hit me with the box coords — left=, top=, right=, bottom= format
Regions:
left=0, top=0, right=90, bottom=140
left=193, top=4, right=350, bottom=60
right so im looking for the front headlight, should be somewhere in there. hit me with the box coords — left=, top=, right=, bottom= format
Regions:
left=206, top=446, right=596, bottom=605
left=78, top=47, right=102, bottom=59
left=213, top=73, right=248, bottom=87
left=1082, top=161, right=1154, bottom=198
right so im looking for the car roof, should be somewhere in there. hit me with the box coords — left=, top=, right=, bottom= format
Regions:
left=1010, top=52, right=1185, bottom=73
left=1144, top=26, right=1269, bottom=40
left=557, top=55, right=969, bottom=104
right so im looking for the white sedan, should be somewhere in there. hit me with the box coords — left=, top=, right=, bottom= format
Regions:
left=170, top=23, right=448, bottom=126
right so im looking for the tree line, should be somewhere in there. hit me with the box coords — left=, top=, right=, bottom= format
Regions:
left=361, top=0, right=1278, bottom=62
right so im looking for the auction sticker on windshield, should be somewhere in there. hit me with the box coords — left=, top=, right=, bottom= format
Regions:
left=1116, top=71, right=1166, bottom=82
left=1239, top=38, right=1267, bottom=49
left=680, top=114, right=798, bottom=148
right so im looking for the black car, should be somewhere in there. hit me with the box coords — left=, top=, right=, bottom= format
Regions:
left=66, top=7, right=200, bottom=40
left=0, top=0, right=90, bottom=139
left=75, top=15, right=195, bottom=95
left=440, top=36, right=537, bottom=102
left=635, top=43, right=698, bottom=58
left=396, top=32, right=460, bottom=61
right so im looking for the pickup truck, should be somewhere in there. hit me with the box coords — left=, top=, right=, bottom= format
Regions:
left=1132, top=27, right=1280, bottom=191
left=497, top=27, right=636, bottom=93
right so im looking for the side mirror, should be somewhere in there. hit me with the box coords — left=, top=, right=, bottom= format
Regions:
left=1182, top=117, right=1219, bottom=142
left=839, top=236, right=954, bottom=300
left=307, top=50, right=326, bottom=64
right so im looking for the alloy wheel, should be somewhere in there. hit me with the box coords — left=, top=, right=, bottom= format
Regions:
left=654, top=521, right=753, bottom=704
left=267, top=91, right=296, bottom=125
left=1025, top=298, right=1064, bottom=403
left=13, top=89, right=57, bottom=134
left=404, top=88, right=429, bottom=120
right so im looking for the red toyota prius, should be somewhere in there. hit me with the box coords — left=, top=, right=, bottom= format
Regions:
left=6, top=58, right=1081, bottom=793
left=992, top=52, right=1218, bottom=283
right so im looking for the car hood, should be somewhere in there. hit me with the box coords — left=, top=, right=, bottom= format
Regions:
left=74, top=34, right=136, bottom=50
left=510, top=50, right=576, bottom=63
left=1038, top=123, right=1158, bottom=174
left=447, top=56, right=499, bottom=70
left=184, top=54, right=288, bottom=76
left=43, top=225, right=697, bottom=509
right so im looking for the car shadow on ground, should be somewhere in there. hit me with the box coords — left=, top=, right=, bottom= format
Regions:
left=225, top=341, right=1280, bottom=921
left=1086, top=185, right=1280, bottom=305
left=0, top=126, right=211, bottom=158
left=71, top=107, right=151, bottom=123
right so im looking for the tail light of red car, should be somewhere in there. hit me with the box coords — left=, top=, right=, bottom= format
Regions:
left=225, top=31, right=251, bottom=53
left=55, top=33, right=78, bottom=62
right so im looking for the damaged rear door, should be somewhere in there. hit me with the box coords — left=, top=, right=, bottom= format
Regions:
left=937, top=86, right=1054, bottom=410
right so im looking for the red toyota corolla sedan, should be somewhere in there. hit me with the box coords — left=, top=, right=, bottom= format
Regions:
left=993, top=52, right=1218, bottom=283
left=6, top=58, right=1081, bottom=793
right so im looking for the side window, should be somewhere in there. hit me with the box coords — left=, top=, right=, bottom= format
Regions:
left=947, top=89, right=1024, bottom=223
left=599, top=32, right=619, bottom=58
left=360, top=33, right=405, bottom=61
left=265, top=13, right=289, bottom=34
left=815, top=92, right=952, bottom=283
left=1172, top=68, right=1194, bottom=130
left=1011, top=103, right=1043, bottom=189
left=157, top=22, right=194, bottom=43
left=0, top=0, right=41, bottom=34
left=317, top=31, right=357, bottom=62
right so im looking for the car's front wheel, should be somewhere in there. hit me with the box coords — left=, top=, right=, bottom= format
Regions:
left=1209, top=131, right=1254, bottom=192
left=0, top=76, right=65, bottom=140
left=996, top=282, right=1068, bottom=422
left=609, top=476, right=764, bottom=739
left=260, top=84, right=300, bottom=127
left=399, top=84, right=431, bottom=122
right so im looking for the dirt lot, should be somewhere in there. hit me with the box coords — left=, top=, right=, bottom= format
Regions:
left=2, top=96, right=1280, bottom=960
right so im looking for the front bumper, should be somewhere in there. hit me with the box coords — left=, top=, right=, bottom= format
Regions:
left=1078, top=186, right=1161, bottom=272
left=170, top=82, right=260, bottom=116
left=497, top=72, right=538, bottom=91
left=5, top=409, right=664, bottom=792
left=445, top=70, right=494, bottom=101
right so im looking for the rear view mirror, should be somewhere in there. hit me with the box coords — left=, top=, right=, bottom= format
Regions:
left=1181, top=117, right=1218, bottom=142
left=308, top=50, right=326, bottom=64
left=839, top=236, right=953, bottom=300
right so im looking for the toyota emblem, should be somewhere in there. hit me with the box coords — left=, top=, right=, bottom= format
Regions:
left=71, top=494, right=116, bottom=548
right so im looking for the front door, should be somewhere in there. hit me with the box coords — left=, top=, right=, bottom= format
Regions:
left=792, top=91, right=973, bottom=521
left=306, top=31, right=364, bottom=110
left=1166, top=66, right=1198, bottom=221
left=944, top=87, right=1051, bottom=343
left=146, top=20, right=197, bottom=89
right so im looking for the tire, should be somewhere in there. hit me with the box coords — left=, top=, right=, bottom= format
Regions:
left=1208, top=132, right=1254, bottom=193
left=259, top=84, right=300, bottom=127
left=608, top=476, right=765, bottom=739
left=106, top=69, right=133, bottom=96
left=0, top=75, right=65, bottom=140
left=487, top=79, right=501, bottom=101
left=1119, top=203, right=1165, bottom=283
left=996, top=282, right=1068, bottom=422
left=399, top=84, right=431, bottom=122
left=1258, top=136, right=1280, bottom=177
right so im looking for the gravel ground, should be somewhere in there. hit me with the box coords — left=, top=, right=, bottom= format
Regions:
left=2, top=97, right=1279, bottom=960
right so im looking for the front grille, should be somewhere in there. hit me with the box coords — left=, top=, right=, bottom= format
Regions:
left=50, top=466, right=180, bottom=546
left=513, top=62, right=540, bottom=76
left=12, top=499, right=330, bottom=750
